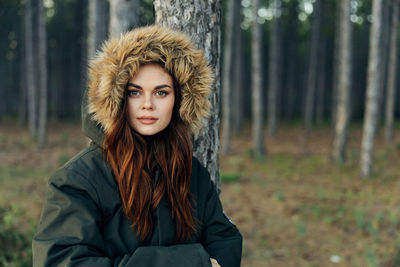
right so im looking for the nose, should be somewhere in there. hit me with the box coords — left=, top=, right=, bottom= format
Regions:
left=141, top=94, right=153, bottom=110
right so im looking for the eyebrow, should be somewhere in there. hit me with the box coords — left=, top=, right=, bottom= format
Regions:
left=126, top=83, right=172, bottom=90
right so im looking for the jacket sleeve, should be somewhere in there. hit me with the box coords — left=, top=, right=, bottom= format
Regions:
left=33, top=168, right=212, bottom=267
left=199, top=166, right=243, bottom=267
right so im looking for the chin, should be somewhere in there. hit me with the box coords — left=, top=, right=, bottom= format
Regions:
left=134, top=126, right=168, bottom=136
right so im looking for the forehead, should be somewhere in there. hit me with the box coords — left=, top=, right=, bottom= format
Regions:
left=130, top=64, right=173, bottom=84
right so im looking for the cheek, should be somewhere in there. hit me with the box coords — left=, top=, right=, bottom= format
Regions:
left=167, top=98, right=175, bottom=116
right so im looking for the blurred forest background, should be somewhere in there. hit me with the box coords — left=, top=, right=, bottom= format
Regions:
left=1, top=0, right=400, bottom=266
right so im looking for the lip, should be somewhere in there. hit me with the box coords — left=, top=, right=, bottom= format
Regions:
left=137, top=116, right=158, bottom=125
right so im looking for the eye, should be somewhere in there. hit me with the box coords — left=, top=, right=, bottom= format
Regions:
left=155, top=90, right=168, bottom=96
left=127, top=90, right=140, bottom=97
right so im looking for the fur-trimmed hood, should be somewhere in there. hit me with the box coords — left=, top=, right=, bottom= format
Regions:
left=84, top=25, right=213, bottom=140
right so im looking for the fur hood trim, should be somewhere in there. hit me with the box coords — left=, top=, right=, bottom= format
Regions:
left=87, top=25, right=213, bottom=134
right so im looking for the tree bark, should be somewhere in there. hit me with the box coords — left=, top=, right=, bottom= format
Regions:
left=154, top=0, right=222, bottom=190
left=38, top=0, right=48, bottom=147
left=19, top=19, right=27, bottom=126
left=267, top=0, right=282, bottom=137
left=221, top=0, right=235, bottom=154
left=284, top=0, right=298, bottom=120
left=88, top=0, right=109, bottom=60
left=251, top=0, right=265, bottom=157
left=304, top=0, right=322, bottom=134
left=25, top=0, right=37, bottom=137
left=232, top=2, right=243, bottom=133
left=332, top=0, right=352, bottom=163
left=316, top=40, right=326, bottom=125
left=331, top=0, right=342, bottom=130
left=360, top=0, right=383, bottom=178
left=80, top=0, right=89, bottom=101
left=109, top=0, right=140, bottom=38
left=377, top=1, right=392, bottom=126
left=385, top=0, right=399, bottom=142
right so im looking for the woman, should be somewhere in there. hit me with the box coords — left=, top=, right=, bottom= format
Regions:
left=32, top=25, right=242, bottom=267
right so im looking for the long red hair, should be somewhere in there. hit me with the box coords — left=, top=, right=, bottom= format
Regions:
left=104, top=76, right=197, bottom=241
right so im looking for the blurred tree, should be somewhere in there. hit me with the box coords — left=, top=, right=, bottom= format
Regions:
left=221, top=0, right=237, bottom=154
left=38, top=0, right=48, bottom=147
left=24, top=0, right=37, bottom=137
left=331, top=0, right=341, bottom=130
left=109, top=0, right=140, bottom=37
left=361, top=0, right=383, bottom=178
left=304, top=0, right=322, bottom=134
left=88, top=0, right=109, bottom=60
left=154, top=0, right=222, bottom=190
left=315, top=37, right=326, bottom=125
left=251, top=0, right=265, bottom=158
left=267, top=0, right=282, bottom=137
left=377, top=1, right=392, bottom=126
left=332, top=0, right=352, bottom=163
left=18, top=20, right=27, bottom=126
left=384, top=0, right=399, bottom=142
left=232, top=1, right=244, bottom=133
left=283, top=0, right=299, bottom=121
left=222, top=0, right=236, bottom=154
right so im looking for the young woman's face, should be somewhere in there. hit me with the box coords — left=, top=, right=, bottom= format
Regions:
left=126, top=64, right=175, bottom=136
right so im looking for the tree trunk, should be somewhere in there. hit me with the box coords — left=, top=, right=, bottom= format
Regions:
left=109, top=0, right=140, bottom=38
left=19, top=19, right=27, bottom=126
left=316, top=40, right=326, bottom=125
left=267, top=0, right=282, bottom=137
left=38, top=0, right=48, bottom=147
left=232, top=3, right=243, bottom=133
left=25, top=0, right=37, bottom=137
left=377, top=1, right=392, bottom=126
left=80, top=0, right=89, bottom=101
left=154, top=0, right=222, bottom=190
left=332, top=0, right=352, bottom=163
left=304, top=0, right=322, bottom=134
left=88, top=0, right=109, bottom=60
left=251, top=0, right=265, bottom=157
left=360, top=0, right=383, bottom=178
left=286, top=58, right=297, bottom=119
left=285, top=0, right=298, bottom=121
left=385, top=0, right=399, bottom=142
left=85, top=0, right=109, bottom=128
left=331, top=0, right=342, bottom=130
left=221, top=0, right=235, bottom=154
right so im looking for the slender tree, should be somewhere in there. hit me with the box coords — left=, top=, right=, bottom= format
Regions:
left=25, top=0, right=37, bottom=137
left=267, top=0, right=282, bottom=137
left=377, top=1, right=392, bottom=126
left=38, top=0, right=48, bottom=147
left=304, top=0, right=323, bottom=133
left=221, top=0, right=235, bottom=154
left=316, top=39, right=326, bottom=125
left=154, top=0, right=222, bottom=190
left=385, top=0, right=399, bottom=142
left=109, top=0, right=140, bottom=38
left=331, top=0, right=342, bottom=130
left=19, top=18, right=27, bottom=126
left=332, top=0, right=352, bottom=163
left=284, top=0, right=299, bottom=120
left=232, top=1, right=244, bottom=133
left=360, top=0, right=383, bottom=178
left=88, top=0, right=109, bottom=60
left=251, top=0, right=265, bottom=157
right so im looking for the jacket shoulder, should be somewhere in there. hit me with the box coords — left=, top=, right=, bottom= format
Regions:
left=48, top=144, right=118, bottom=211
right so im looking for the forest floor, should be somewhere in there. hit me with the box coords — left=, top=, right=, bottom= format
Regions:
left=1, top=121, right=400, bottom=266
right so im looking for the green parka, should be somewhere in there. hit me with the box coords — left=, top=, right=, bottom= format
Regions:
left=32, top=26, right=242, bottom=267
